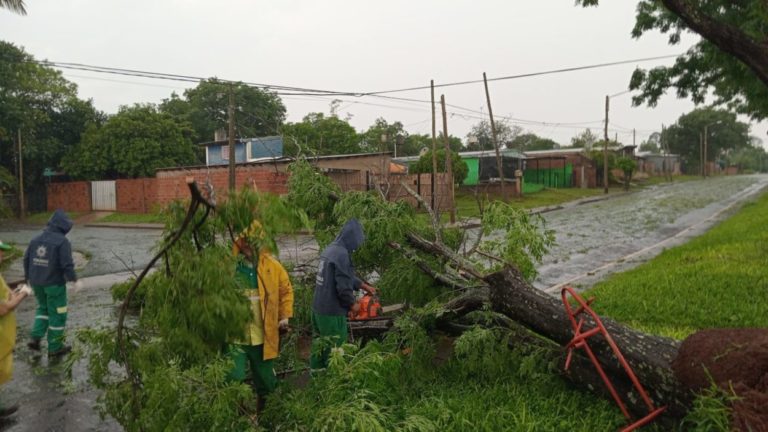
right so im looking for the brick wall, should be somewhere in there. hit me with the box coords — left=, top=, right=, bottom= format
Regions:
left=47, top=181, right=91, bottom=212
left=155, top=166, right=289, bottom=206
left=116, top=178, right=159, bottom=213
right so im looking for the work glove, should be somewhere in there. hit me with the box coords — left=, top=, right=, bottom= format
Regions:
left=16, top=283, right=32, bottom=297
left=278, top=319, right=290, bottom=330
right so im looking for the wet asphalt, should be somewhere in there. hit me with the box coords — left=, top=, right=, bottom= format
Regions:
left=1, top=174, right=767, bottom=431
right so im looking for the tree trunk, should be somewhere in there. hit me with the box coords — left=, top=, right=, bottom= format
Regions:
left=484, top=266, right=693, bottom=418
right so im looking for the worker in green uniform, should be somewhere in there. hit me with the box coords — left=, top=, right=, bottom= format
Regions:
left=228, top=221, right=293, bottom=411
left=310, top=219, right=377, bottom=371
left=23, top=209, right=81, bottom=357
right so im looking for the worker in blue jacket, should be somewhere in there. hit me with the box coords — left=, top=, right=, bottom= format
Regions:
left=310, top=218, right=377, bottom=370
left=23, top=209, right=80, bottom=357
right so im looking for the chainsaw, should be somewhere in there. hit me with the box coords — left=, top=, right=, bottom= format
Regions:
left=348, top=292, right=382, bottom=321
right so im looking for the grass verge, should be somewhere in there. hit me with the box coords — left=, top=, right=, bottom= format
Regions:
left=24, top=211, right=83, bottom=225
left=98, top=212, right=164, bottom=224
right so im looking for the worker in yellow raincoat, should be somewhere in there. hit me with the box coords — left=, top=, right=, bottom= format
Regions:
left=228, top=221, right=293, bottom=412
left=0, top=240, right=32, bottom=422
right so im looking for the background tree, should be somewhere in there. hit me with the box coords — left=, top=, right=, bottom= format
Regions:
left=466, top=120, right=521, bottom=151
left=0, top=41, right=100, bottom=211
left=616, top=156, right=638, bottom=191
left=0, top=0, right=25, bottom=14
left=159, top=79, right=286, bottom=146
left=508, top=132, right=560, bottom=151
left=662, top=108, right=750, bottom=172
left=281, top=112, right=360, bottom=156
left=409, top=148, right=469, bottom=185
left=63, top=104, right=196, bottom=179
left=569, top=128, right=598, bottom=149
left=727, top=144, right=767, bottom=173
left=578, top=1, right=768, bottom=120
left=638, top=132, right=661, bottom=153
left=359, top=118, right=408, bottom=154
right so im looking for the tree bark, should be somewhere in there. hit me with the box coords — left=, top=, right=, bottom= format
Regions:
left=484, top=266, right=693, bottom=418
left=661, top=0, right=768, bottom=88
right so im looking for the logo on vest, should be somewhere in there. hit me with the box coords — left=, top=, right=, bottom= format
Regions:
left=33, top=245, right=50, bottom=267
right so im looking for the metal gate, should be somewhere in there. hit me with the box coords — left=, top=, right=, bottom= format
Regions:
left=91, top=181, right=116, bottom=211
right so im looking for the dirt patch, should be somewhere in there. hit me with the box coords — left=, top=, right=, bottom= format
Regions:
left=671, top=328, right=768, bottom=431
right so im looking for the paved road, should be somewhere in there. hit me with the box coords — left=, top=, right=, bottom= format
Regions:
left=533, top=174, right=768, bottom=291
left=1, top=174, right=766, bottom=431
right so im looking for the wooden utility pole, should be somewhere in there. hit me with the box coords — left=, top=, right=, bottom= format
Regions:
left=700, top=132, right=705, bottom=178
left=228, top=85, right=236, bottom=191
left=603, top=95, right=609, bottom=194
left=703, top=124, right=709, bottom=177
left=483, top=72, right=506, bottom=201
left=431, top=80, right=438, bottom=213
left=17, top=129, right=25, bottom=219
left=440, top=95, right=456, bottom=224
left=633, top=129, right=636, bottom=147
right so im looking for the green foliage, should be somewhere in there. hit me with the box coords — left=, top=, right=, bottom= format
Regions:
left=160, top=79, right=286, bottom=144
left=409, top=149, right=469, bottom=186
left=0, top=0, right=26, bottom=14
left=507, top=132, right=560, bottom=151
left=479, top=201, right=555, bottom=280
left=466, top=119, right=520, bottom=151
left=261, top=311, right=627, bottom=431
left=570, top=128, right=599, bottom=149
left=727, top=144, right=768, bottom=172
left=63, top=104, right=196, bottom=179
left=281, top=112, right=360, bottom=156
left=358, top=117, right=408, bottom=154
left=82, top=187, right=310, bottom=431
left=616, top=156, right=638, bottom=190
left=286, top=157, right=341, bottom=232
left=578, top=1, right=768, bottom=120
left=662, top=108, right=750, bottom=171
left=0, top=41, right=101, bottom=197
left=682, top=384, right=737, bottom=432
left=639, top=132, right=662, bottom=153
left=0, top=166, right=16, bottom=218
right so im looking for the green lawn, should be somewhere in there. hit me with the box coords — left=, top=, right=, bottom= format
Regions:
left=24, top=211, right=83, bottom=225
left=98, top=212, right=164, bottom=224
left=453, top=186, right=608, bottom=218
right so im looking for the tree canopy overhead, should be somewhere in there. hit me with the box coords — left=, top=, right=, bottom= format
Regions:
left=466, top=120, right=520, bottom=151
left=578, top=1, right=768, bottom=119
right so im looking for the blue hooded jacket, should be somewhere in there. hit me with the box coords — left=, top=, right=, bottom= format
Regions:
left=312, top=219, right=365, bottom=316
left=24, top=209, right=77, bottom=287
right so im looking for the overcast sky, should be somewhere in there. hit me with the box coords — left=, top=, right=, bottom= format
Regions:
left=2, top=0, right=766, bottom=148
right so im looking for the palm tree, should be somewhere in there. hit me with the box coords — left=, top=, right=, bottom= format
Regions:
left=0, top=0, right=26, bottom=15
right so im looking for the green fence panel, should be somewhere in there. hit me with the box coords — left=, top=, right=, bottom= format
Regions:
left=464, top=158, right=479, bottom=186
left=523, top=164, right=573, bottom=188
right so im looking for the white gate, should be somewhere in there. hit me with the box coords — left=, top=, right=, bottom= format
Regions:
left=91, top=181, right=116, bottom=211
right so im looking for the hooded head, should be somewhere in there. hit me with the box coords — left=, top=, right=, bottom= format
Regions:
left=47, top=209, right=73, bottom=235
left=336, top=218, right=365, bottom=252
left=233, top=220, right=267, bottom=257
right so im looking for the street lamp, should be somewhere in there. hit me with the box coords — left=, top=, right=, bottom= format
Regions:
left=702, top=120, right=723, bottom=178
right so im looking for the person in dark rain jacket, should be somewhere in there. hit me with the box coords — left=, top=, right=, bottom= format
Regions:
left=310, top=218, right=377, bottom=370
left=23, top=209, right=80, bottom=357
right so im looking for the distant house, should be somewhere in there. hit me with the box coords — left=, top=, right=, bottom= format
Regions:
left=199, top=136, right=284, bottom=166
left=392, top=148, right=526, bottom=186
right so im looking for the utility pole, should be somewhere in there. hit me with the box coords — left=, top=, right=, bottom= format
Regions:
left=228, top=85, right=236, bottom=191
left=703, top=124, right=709, bottom=177
left=483, top=72, right=506, bottom=201
left=700, top=132, right=704, bottom=178
left=431, top=80, right=438, bottom=214
left=603, top=95, right=609, bottom=194
left=633, top=129, right=636, bottom=147
left=441, top=95, right=456, bottom=224
left=17, top=129, right=25, bottom=219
